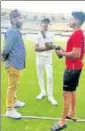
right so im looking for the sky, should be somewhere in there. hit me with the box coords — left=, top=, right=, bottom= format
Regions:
left=1, top=1, right=85, bottom=14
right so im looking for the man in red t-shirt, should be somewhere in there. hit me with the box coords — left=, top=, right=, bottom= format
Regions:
left=51, top=11, right=85, bottom=131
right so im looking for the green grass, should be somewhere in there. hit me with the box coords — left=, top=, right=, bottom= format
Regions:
left=1, top=39, right=85, bottom=131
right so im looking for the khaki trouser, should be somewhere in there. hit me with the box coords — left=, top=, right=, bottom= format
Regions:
left=6, top=66, right=20, bottom=109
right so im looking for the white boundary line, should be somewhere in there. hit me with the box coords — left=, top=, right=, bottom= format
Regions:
left=1, top=114, right=85, bottom=122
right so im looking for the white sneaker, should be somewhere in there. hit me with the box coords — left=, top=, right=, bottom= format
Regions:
left=13, top=100, right=25, bottom=107
left=48, top=97, right=58, bottom=106
left=5, top=108, right=22, bottom=119
left=36, top=93, right=46, bottom=100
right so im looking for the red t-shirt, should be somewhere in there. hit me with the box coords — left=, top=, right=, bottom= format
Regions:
left=66, top=29, right=84, bottom=69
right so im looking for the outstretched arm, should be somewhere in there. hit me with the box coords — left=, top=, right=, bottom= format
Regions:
left=55, top=48, right=81, bottom=58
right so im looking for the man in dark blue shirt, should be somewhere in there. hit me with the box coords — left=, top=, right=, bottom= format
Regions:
left=1, top=9, right=26, bottom=119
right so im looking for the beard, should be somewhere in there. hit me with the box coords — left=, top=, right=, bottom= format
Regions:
left=16, top=22, right=23, bottom=29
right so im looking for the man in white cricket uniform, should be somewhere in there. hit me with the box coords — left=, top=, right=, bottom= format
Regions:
left=35, top=18, right=58, bottom=105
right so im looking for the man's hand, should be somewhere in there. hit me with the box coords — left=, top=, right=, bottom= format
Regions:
left=45, top=42, right=52, bottom=49
left=0, top=55, right=5, bottom=62
left=45, top=44, right=60, bottom=50
left=51, top=45, right=57, bottom=49
left=55, top=48, right=64, bottom=56
left=55, top=47, right=64, bottom=59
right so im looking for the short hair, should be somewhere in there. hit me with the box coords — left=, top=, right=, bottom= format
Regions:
left=41, top=18, right=50, bottom=24
left=72, top=11, right=85, bottom=25
left=9, top=9, right=21, bottom=19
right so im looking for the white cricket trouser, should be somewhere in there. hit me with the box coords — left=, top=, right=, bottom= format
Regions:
left=36, top=55, right=53, bottom=97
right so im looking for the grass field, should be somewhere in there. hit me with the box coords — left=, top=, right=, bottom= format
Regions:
left=1, top=39, right=85, bottom=131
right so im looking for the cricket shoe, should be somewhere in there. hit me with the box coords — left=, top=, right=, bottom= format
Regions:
left=13, top=100, right=25, bottom=107
left=36, top=93, right=46, bottom=100
left=48, top=97, right=58, bottom=106
left=5, top=108, right=22, bottom=119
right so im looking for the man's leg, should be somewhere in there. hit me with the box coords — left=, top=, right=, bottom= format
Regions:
left=45, top=64, right=53, bottom=97
left=45, top=57, right=57, bottom=105
left=67, top=91, right=76, bottom=119
left=6, top=66, right=22, bottom=118
left=59, top=91, right=71, bottom=125
left=12, top=70, right=25, bottom=108
left=36, top=56, right=46, bottom=99
left=51, top=91, right=71, bottom=131
left=6, top=66, right=20, bottom=108
left=13, top=73, right=20, bottom=105
left=67, top=70, right=81, bottom=120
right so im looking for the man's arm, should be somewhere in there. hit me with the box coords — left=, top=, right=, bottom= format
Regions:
left=35, top=31, right=56, bottom=52
left=1, top=30, right=15, bottom=61
left=63, top=48, right=80, bottom=58
left=55, top=48, right=81, bottom=58
left=35, top=43, right=55, bottom=52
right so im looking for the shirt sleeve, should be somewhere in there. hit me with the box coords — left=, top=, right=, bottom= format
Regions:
left=2, top=29, right=15, bottom=60
left=73, top=31, right=83, bottom=48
